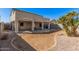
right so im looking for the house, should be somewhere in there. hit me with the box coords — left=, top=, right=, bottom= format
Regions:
left=10, top=9, right=51, bottom=32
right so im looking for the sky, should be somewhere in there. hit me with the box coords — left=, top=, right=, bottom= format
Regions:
left=0, top=8, right=79, bottom=23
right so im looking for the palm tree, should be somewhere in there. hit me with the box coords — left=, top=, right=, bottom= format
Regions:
left=58, top=11, right=79, bottom=36
left=58, top=16, right=71, bottom=36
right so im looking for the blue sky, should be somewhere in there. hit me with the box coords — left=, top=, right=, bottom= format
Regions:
left=0, top=8, right=79, bottom=23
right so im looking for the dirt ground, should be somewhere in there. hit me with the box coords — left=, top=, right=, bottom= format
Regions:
left=16, top=30, right=79, bottom=51
left=18, top=32, right=56, bottom=51
left=1, top=30, right=79, bottom=51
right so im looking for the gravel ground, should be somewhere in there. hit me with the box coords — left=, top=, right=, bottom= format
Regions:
left=49, top=31, right=79, bottom=51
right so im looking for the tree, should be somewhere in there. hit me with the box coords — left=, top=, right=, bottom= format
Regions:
left=58, top=11, right=79, bottom=36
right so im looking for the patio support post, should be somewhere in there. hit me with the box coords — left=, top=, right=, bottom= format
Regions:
left=15, top=21, right=19, bottom=33
left=32, top=20, right=35, bottom=31
left=1, top=23, right=4, bottom=32
left=42, top=22, right=44, bottom=30
left=48, top=22, right=50, bottom=29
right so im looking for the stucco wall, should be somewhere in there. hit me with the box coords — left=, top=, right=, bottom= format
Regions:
left=10, top=10, right=16, bottom=22
left=18, top=21, right=43, bottom=31
left=35, top=22, right=42, bottom=30
left=19, top=21, right=32, bottom=31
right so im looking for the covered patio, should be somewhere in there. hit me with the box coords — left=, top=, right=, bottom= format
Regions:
left=12, top=19, right=51, bottom=33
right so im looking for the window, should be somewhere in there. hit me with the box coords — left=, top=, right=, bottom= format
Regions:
left=20, top=22, right=24, bottom=26
left=39, top=23, right=42, bottom=27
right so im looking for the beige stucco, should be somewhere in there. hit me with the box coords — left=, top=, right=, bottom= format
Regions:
left=19, top=21, right=32, bottom=31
